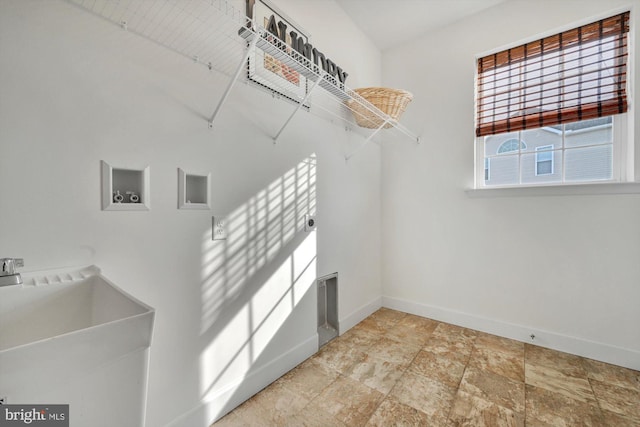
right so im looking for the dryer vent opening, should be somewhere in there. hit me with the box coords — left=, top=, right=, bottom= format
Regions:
left=317, top=273, right=338, bottom=348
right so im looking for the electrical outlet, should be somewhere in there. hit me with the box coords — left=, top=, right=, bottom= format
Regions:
left=304, top=214, right=316, bottom=232
left=212, top=216, right=227, bottom=240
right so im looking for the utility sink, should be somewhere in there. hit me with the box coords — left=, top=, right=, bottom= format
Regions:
left=0, top=265, right=154, bottom=423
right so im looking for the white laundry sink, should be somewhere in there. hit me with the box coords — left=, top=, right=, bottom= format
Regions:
left=0, top=266, right=154, bottom=426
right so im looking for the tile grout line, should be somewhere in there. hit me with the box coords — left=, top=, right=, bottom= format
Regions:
left=523, top=343, right=528, bottom=425
left=293, top=313, right=406, bottom=426
left=443, top=331, right=479, bottom=424
left=361, top=314, right=418, bottom=425
left=361, top=315, right=435, bottom=425
left=583, top=359, right=607, bottom=424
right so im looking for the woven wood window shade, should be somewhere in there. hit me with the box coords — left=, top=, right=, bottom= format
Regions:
left=476, top=12, right=630, bottom=137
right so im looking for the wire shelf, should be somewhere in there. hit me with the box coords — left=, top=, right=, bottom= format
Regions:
left=68, top=0, right=420, bottom=153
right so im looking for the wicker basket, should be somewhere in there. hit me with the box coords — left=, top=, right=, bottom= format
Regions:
left=347, top=87, right=413, bottom=129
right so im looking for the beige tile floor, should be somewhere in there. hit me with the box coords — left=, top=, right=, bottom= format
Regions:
left=213, top=308, right=640, bottom=426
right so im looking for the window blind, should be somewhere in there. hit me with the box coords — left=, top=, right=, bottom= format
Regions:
left=476, top=12, right=630, bottom=137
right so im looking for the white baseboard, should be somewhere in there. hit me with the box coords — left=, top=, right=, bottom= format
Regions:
left=383, top=296, right=640, bottom=371
left=165, top=334, right=318, bottom=427
left=339, top=295, right=382, bottom=334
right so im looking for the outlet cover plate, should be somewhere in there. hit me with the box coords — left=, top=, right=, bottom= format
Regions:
left=305, top=214, right=316, bottom=232
left=212, top=216, right=227, bottom=240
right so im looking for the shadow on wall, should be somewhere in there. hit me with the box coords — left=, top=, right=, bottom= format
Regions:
left=197, top=155, right=317, bottom=422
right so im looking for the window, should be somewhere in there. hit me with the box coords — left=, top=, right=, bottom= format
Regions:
left=475, top=12, right=631, bottom=188
left=535, top=145, right=554, bottom=175
left=484, top=158, right=490, bottom=181
left=498, top=139, right=527, bottom=153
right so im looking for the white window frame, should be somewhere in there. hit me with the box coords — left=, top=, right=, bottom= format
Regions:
left=473, top=9, right=635, bottom=191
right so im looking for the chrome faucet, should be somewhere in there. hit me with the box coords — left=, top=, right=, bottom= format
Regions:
left=0, top=258, right=24, bottom=287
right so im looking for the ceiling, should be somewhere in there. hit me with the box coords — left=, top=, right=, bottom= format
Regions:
left=335, top=0, right=508, bottom=51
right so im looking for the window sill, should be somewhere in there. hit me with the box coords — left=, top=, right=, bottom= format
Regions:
left=465, top=182, right=640, bottom=198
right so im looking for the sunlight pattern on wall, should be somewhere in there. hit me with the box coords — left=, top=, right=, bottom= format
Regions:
left=198, top=155, right=317, bottom=415
left=200, top=156, right=316, bottom=332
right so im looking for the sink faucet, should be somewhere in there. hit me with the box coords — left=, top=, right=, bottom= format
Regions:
left=0, top=258, right=24, bottom=287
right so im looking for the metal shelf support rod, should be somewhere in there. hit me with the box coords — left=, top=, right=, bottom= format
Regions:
left=208, top=31, right=260, bottom=127
left=345, top=118, right=390, bottom=161
left=394, top=122, right=421, bottom=144
left=273, top=73, right=325, bottom=143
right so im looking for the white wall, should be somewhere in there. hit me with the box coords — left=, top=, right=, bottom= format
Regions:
left=0, top=1, right=382, bottom=425
left=382, top=0, right=640, bottom=370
